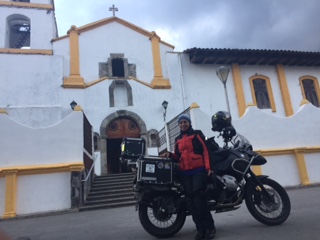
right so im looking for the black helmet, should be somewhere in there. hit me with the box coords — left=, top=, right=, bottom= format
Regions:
left=211, top=111, right=232, bottom=132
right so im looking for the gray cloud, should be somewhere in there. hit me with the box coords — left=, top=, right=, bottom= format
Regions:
left=54, top=0, right=320, bottom=52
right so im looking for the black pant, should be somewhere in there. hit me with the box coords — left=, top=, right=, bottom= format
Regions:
left=181, top=171, right=214, bottom=233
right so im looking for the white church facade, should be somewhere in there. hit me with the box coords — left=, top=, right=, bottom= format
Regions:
left=0, top=0, right=320, bottom=218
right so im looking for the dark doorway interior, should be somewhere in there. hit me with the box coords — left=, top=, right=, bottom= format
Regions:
left=107, top=138, right=123, bottom=174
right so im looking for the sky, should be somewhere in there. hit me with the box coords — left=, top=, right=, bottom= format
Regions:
left=54, top=0, right=320, bottom=52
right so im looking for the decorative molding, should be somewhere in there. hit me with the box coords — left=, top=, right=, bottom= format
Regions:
left=0, top=108, right=8, bottom=114
left=0, top=163, right=84, bottom=177
left=0, top=48, right=52, bottom=55
left=52, top=17, right=175, bottom=49
left=63, top=25, right=84, bottom=88
left=231, top=64, right=246, bottom=117
left=276, top=64, right=294, bottom=116
left=0, top=2, right=53, bottom=10
left=249, top=74, right=276, bottom=112
left=190, top=102, right=200, bottom=109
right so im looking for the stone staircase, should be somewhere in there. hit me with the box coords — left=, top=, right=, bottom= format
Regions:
left=79, top=172, right=136, bottom=211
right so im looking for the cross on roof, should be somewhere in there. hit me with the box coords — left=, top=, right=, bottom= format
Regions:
left=109, top=4, right=118, bottom=17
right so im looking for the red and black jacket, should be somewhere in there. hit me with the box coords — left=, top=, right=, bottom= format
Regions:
left=171, top=128, right=210, bottom=172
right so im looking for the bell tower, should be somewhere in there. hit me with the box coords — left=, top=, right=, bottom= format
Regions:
left=0, top=0, right=58, bottom=50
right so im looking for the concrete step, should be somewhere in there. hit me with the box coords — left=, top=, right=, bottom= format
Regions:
left=87, top=192, right=134, bottom=201
left=84, top=196, right=135, bottom=206
left=79, top=200, right=136, bottom=211
left=88, top=188, right=133, bottom=196
left=90, top=183, right=133, bottom=191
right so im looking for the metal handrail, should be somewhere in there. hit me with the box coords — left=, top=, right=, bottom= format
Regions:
left=82, top=153, right=97, bottom=182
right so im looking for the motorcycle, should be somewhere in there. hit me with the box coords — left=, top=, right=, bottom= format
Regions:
left=132, top=126, right=291, bottom=238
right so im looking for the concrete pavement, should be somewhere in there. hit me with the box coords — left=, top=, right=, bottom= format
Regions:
left=0, top=186, right=319, bottom=240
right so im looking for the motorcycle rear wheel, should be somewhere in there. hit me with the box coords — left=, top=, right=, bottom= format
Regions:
left=245, top=178, right=291, bottom=226
left=138, top=194, right=186, bottom=238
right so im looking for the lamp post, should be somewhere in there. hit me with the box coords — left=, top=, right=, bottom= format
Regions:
left=216, top=66, right=231, bottom=114
left=70, top=100, right=77, bottom=110
left=161, top=100, right=170, bottom=151
left=162, top=100, right=168, bottom=121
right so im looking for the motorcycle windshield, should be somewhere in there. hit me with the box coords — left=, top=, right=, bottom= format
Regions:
left=232, top=133, right=252, bottom=150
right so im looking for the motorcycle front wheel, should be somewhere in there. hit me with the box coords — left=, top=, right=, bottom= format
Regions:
left=245, top=177, right=291, bottom=226
left=138, top=193, right=186, bottom=238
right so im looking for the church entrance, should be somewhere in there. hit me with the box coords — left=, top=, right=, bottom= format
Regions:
left=106, top=117, right=141, bottom=174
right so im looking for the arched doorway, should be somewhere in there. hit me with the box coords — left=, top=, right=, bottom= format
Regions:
left=106, top=117, right=141, bottom=174
left=100, top=110, right=147, bottom=175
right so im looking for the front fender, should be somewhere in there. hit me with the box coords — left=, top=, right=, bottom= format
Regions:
left=256, top=175, right=269, bottom=180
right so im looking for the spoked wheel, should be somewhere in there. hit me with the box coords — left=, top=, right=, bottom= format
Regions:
left=138, top=193, right=186, bottom=238
left=245, top=178, right=291, bottom=226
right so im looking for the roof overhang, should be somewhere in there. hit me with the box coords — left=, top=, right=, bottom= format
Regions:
left=183, top=48, right=320, bottom=66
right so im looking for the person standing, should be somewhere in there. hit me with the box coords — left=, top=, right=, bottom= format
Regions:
left=162, top=114, right=216, bottom=240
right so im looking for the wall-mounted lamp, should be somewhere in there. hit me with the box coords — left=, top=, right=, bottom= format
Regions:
left=70, top=100, right=77, bottom=110
left=162, top=100, right=169, bottom=122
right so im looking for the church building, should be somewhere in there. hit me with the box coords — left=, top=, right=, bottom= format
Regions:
left=1, top=0, right=320, bottom=218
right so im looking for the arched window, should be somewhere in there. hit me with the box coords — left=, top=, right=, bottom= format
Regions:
left=147, top=129, right=159, bottom=148
left=299, top=76, right=320, bottom=107
left=109, top=80, right=133, bottom=107
left=249, top=75, right=276, bottom=112
left=6, top=14, right=30, bottom=49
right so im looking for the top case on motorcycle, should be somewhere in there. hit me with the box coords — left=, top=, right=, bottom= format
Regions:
left=137, top=156, right=173, bottom=185
left=121, top=137, right=146, bottom=160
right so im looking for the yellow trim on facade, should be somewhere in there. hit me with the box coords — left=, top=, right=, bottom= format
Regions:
left=0, top=2, right=53, bottom=10
left=300, top=98, right=310, bottom=106
left=249, top=74, right=276, bottom=112
left=256, top=146, right=320, bottom=186
left=150, top=32, right=171, bottom=89
left=256, top=146, right=320, bottom=156
left=299, top=75, right=320, bottom=106
left=2, top=170, right=17, bottom=219
left=0, top=108, right=8, bottom=114
left=190, top=102, right=200, bottom=109
left=294, top=149, right=310, bottom=186
left=231, top=64, right=246, bottom=117
left=129, top=77, right=153, bottom=88
left=52, top=17, right=175, bottom=49
left=64, top=76, right=161, bottom=89
left=0, top=163, right=84, bottom=177
left=63, top=26, right=85, bottom=88
left=0, top=163, right=84, bottom=219
left=0, top=48, right=53, bottom=55
left=84, top=77, right=108, bottom=88
left=73, top=105, right=83, bottom=111
left=276, top=65, right=294, bottom=116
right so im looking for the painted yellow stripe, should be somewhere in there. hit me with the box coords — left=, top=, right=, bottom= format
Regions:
left=0, top=162, right=84, bottom=177
left=0, top=2, right=53, bottom=10
left=1, top=162, right=84, bottom=219
left=0, top=49, right=53, bottom=55
left=276, top=65, right=294, bottom=116
left=231, top=64, right=246, bottom=117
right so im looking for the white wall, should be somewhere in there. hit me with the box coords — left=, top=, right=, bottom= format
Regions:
left=0, top=111, right=83, bottom=167
left=16, top=172, right=71, bottom=215
left=191, top=103, right=320, bottom=186
left=0, top=7, right=55, bottom=49
left=0, top=110, right=84, bottom=216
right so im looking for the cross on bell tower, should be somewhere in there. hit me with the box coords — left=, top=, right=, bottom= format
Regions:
left=109, top=4, right=118, bottom=17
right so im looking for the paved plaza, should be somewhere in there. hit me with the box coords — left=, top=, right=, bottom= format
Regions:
left=0, top=186, right=319, bottom=240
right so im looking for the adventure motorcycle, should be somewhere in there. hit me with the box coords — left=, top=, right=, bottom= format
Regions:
left=132, top=125, right=291, bottom=238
